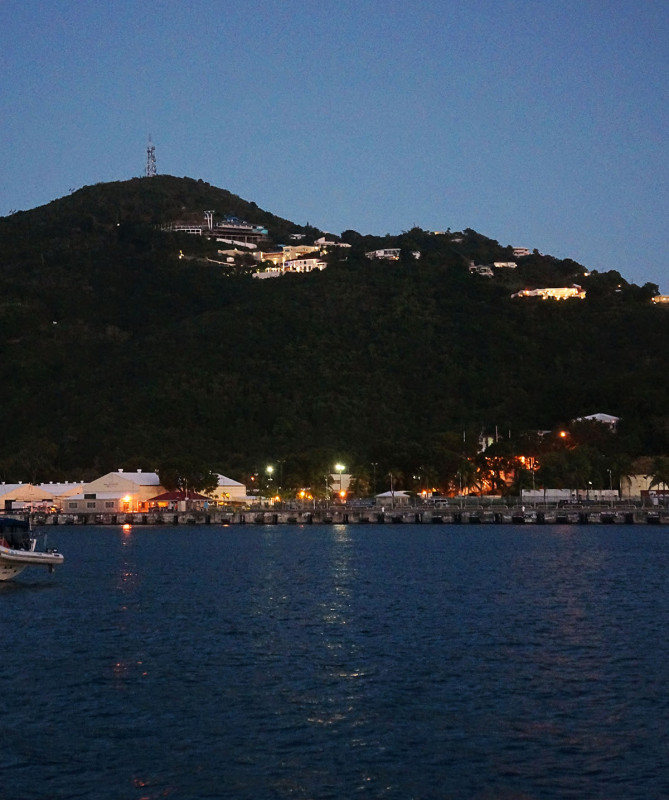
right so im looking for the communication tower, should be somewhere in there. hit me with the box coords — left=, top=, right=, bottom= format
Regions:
left=145, top=135, right=157, bottom=177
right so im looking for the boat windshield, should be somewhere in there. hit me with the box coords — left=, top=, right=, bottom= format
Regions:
left=0, top=519, right=31, bottom=550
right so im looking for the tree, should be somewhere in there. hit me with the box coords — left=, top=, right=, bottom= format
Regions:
left=157, top=459, right=218, bottom=493
left=649, top=456, right=669, bottom=492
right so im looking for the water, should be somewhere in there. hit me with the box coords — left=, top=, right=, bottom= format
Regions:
left=2, top=524, right=668, bottom=799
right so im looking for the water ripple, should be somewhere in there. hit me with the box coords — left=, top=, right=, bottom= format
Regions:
left=2, top=524, right=669, bottom=798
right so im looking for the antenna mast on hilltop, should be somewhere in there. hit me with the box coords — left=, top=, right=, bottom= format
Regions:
left=145, top=135, right=157, bottom=177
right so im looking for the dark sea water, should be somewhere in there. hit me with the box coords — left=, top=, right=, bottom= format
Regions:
left=2, top=524, right=669, bottom=800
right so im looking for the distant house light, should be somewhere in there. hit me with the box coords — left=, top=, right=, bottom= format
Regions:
left=511, top=286, right=586, bottom=300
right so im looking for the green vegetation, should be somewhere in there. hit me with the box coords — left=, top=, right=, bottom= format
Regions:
left=0, top=175, right=667, bottom=495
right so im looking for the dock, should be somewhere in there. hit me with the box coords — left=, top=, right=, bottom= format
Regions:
left=26, top=506, right=669, bottom=526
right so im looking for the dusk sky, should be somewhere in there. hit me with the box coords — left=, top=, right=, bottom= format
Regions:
left=2, top=1, right=667, bottom=290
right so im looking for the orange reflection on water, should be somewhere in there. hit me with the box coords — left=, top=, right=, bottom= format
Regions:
left=132, top=775, right=176, bottom=799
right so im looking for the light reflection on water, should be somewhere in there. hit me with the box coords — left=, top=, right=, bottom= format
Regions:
left=2, top=524, right=669, bottom=799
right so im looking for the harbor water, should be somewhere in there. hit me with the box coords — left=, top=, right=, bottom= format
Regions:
left=2, top=524, right=668, bottom=799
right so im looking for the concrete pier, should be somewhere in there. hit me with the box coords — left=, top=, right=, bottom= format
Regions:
left=25, top=506, right=669, bottom=526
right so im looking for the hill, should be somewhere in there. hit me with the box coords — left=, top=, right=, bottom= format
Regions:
left=0, top=175, right=667, bottom=491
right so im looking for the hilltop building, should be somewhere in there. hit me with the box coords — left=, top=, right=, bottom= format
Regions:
left=469, top=264, right=494, bottom=277
left=164, top=212, right=269, bottom=248
left=574, top=413, right=620, bottom=430
left=366, top=248, right=421, bottom=260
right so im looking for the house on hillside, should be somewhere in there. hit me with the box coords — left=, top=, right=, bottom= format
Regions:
left=314, top=235, right=350, bottom=249
left=574, top=413, right=620, bottom=431
left=366, top=248, right=400, bottom=260
left=254, top=245, right=315, bottom=265
left=469, top=264, right=494, bottom=277
left=283, top=257, right=327, bottom=274
left=366, top=248, right=421, bottom=260
left=252, top=269, right=282, bottom=280
left=511, top=286, right=586, bottom=300
left=165, top=213, right=269, bottom=248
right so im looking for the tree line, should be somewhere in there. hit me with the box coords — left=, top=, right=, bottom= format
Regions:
left=0, top=176, right=667, bottom=492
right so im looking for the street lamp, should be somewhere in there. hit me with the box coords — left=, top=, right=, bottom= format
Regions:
left=335, top=463, right=345, bottom=499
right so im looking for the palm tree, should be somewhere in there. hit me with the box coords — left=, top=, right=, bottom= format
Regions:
left=649, top=456, right=669, bottom=496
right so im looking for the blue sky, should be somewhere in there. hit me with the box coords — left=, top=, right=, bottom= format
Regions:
left=1, top=0, right=667, bottom=289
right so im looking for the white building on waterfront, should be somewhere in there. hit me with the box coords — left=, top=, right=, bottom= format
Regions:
left=208, top=474, right=248, bottom=504
left=65, top=470, right=164, bottom=513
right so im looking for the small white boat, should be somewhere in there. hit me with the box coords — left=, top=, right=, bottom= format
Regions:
left=0, top=518, right=64, bottom=581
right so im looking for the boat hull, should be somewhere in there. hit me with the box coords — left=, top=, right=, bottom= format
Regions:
left=0, top=560, right=28, bottom=580
left=0, top=545, right=64, bottom=580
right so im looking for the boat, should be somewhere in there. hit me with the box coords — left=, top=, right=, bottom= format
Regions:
left=0, top=517, right=64, bottom=581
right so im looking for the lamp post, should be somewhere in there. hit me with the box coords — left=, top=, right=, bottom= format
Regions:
left=335, top=463, right=345, bottom=501
left=371, top=462, right=378, bottom=498
left=266, top=465, right=273, bottom=505
left=607, top=468, right=613, bottom=508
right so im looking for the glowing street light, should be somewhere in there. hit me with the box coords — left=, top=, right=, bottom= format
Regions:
left=335, top=463, right=345, bottom=498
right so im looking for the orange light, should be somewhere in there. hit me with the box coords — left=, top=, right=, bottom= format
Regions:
left=559, top=430, right=568, bottom=438
left=122, top=524, right=132, bottom=533
left=339, top=490, right=347, bottom=499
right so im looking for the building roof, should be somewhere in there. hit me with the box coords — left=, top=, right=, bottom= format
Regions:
left=0, top=483, right=57, bottom=501
left=575, top=413, right=620, bottom=425
left=216, top=474, right=245, bottom=487
left=108, top=470, right=161, bottom=485
left=36, top=482, right=83, bottom=495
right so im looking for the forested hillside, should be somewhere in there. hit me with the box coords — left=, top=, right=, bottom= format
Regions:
left=0, top=176, right=666, bottom=490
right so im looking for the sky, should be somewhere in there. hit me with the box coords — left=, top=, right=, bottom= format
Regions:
left=1, top=0, right=667, bottom=290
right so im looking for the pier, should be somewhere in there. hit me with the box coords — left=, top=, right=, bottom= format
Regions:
left=25, top=505, right=669, bottom=527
